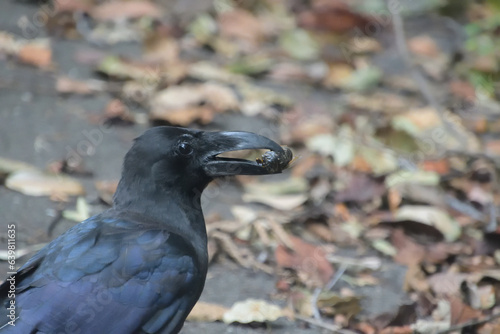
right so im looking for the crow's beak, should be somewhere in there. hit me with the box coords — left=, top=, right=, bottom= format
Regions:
left=201, top=131, right=291, bottom=177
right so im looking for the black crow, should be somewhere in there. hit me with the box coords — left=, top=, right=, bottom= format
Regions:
left=0, top=126, right=291, bottom=334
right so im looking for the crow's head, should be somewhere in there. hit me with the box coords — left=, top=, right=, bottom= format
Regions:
left=115, top=126, right=291, bottom=203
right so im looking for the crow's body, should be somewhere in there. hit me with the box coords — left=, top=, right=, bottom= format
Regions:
left=0, top=127, right=288, bottom=333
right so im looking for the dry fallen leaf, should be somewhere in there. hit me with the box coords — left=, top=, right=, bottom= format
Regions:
left=335, top=173, right=385, bottom=203
left=289, top=288, right=314, bottom=317
left=0, top=157, right=37, bottom=175
left=91, top=0, right=163, bottom=21
left=97, top=55, right=160, bottom=81
left=408, top=35, right=440, bottom=57
left=187, top=301, right=229, bottom=322
left=244, top=178, right=308, bottom=196
left=242, top=193, right=307, bottom=211
left=427, top=272, right=469, bottom=296
left=222, top=299, right=283, bottom=324
left=275, top=235, right=334, bottom=287
left=449, top=296, right=483, bottom=326
left=18, top=42, right=52, bottom=68
left=150, top=83, right=238, bottom=125
left=150, top=107, right=214, bottom=126
left=306, top=126, right=355, bottom=167
left=56, top=76, right=105, bottom=95
left=6, top=170, right=85, bottom=197
left=298, top=1, right=369, bottom=34
left=103, top=99, right=135, bottom=125
left=218, top=9, right=266, bottom=47
left=395, top=206, right=461, bottom=242
left=317, top=292, right=362, bottom=319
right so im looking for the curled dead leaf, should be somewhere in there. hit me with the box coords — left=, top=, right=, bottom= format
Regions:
left=223, top=299, right=283, bottom=324
left=187, top=301, right=228, bottom=322
left=6, top=170, right=85, bottom=197
left=242, top=193, right=307, bottom=211
left=275, top=235, right=334, bottom=287
left=317, top=292, right=362, bottom=319
left=0, top=157, right=37, bottom=175
left=18, top=42, right=52, bottom=68
left=218, top=9, right=266, bottom=47
left=57, top=76, right=105, bottom=95
left=150, top=107, right=214, bottom=126
left=91, top=1, right=163, bottom=21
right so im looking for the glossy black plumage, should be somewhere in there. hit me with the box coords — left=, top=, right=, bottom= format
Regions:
left=0, top=126, right=288, bottom=333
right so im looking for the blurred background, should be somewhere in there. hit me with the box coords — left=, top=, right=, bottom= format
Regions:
left=1, top=0, right=500, bottom=333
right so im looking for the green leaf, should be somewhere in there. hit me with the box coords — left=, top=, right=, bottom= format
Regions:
left=371, top=239, right=397, bottom=256
left=280, top=29, right=319, bottom=61
left=188, top=14, right=217, bottom=44
left=342, top=66, right=382, bottom=92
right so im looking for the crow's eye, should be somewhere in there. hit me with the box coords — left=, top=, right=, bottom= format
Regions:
left=178, top=142, right=193, bottom=156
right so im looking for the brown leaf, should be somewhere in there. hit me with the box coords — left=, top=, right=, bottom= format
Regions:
left=306, top=223, right=335, bottom=242
left=103, top=99, right=135, bottom=125
left=408, top=35, right=440, bottom=57
left=347, top=92, right=410, bottom=114
left=91, top=1, right=163, bottom=21
left=56, top=76, right=105, bottom=95
left=298, top=1, right=369, bottom=34
left=479, top=322, right=500, bottom=334
left=150, top=107, right=214, bottom=126
left=267, top=62, right=311, bottom=83
left=275, top=235, right=334, bottom=287
left=289, top=288, right=313, bottom=317
left=323, top=63, right=354, bottom=89
left=18, top=43, right=52, bottom=68
left=391, top=229, right=425, bottom=266
left=403, top=264, right=429, bottom=292
left=151, top=83, right=238, bottom=119
left=218, top=9, right=266, bottom=46
left=449, top=296, right=482, bottom=326
left=285, top=112, right=334, bottom=144
left=356, top=322, right=376, bottom=334
left=450, top=80, right=476, bottom=102
left=290, top=154, right=323, bottom=178
left=335, top=173, right=386, bottom=203
left=144, top=37, right=180, bottom=65
left=428, top=272, right=468, bottom=296
left=379, top=326, right=413, bottom=334
left=419, top=159, right=450, bottom=175
left=390, top=229, right=451, bottom=266
left=187, top=301, right=228, bottom=322
left=54, top=0, right=92, bottom=13
left=485, top=139, right=500, bottom=157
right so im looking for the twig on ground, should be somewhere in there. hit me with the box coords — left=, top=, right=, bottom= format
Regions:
left=47, top=209, right=63, bottom=237
left=326, top=255, right=382, bottom=271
